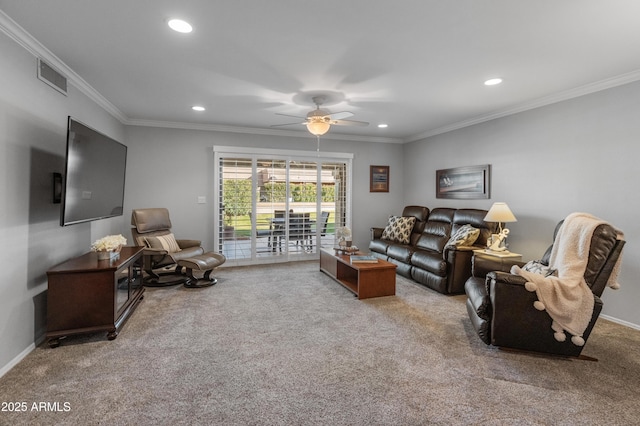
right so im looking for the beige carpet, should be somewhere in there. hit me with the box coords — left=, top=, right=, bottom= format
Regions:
left=2, top=261, right=640, bottom=425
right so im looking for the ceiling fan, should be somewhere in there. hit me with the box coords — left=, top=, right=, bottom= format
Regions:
left=272, top=95, right=369, bottom=136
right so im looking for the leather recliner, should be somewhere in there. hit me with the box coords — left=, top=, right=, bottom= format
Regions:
left=131, top=208, right=205, bottom=286
left=465, top=220, right=625, bottom=357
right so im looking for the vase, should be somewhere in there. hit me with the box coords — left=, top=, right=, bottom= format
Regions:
left=96, top=246, right=121, bottom=260
left=96, top=250, right=111, bottom=260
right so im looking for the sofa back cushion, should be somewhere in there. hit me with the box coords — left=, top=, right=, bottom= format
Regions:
left=401, top=205, right=429, bottom=235
left=452, top=209, right=496, bottom=247
left=415, top=208, right=455, bottom=253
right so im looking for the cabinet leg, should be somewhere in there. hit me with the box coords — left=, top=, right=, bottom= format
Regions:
left=107, top=331, right=118, bottom=340
left=48, top=338, right=60, bottom=348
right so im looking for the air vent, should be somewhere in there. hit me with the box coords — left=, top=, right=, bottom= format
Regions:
left=37, top=58, right=67, bottom=95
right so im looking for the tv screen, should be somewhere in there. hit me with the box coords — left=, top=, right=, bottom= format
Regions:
left=60, top=117, right=127, bottom=226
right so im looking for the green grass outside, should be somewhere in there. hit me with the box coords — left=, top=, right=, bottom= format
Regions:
left=226, top=213, right=336, bottom=238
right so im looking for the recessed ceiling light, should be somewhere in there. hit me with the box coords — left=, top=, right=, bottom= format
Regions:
left=168, top=19, right=193, bottom=33
left=484, top=78, right=503, bottom=86
left=192, top=106, right=205, bottom=112
left=377, top=124, right=388, bottom=128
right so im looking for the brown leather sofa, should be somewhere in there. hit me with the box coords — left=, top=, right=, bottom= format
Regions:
left=465, top=220, right=625, bottom=357
left=370, top=206, right=497, bottom=294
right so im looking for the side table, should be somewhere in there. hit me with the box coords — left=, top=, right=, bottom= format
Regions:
left=472, top=249, right=522, bottom=266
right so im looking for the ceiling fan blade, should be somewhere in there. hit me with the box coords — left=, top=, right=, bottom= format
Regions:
left=270, top=122, right=306, bottom=128
left=330, top=111, right=354, bottom=120
left=332, top=119, right=369, bottom=127
left=275, top=112, right=307, bottom=119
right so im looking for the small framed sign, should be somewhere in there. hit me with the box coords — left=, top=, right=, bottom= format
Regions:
left=370, top=165, right=389, bottom=192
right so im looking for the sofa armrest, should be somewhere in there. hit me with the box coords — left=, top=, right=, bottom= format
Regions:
left=442, top=246, right=476, bottom=294
left=487, top=271, right=528, bottom=286
left=371, top=227, right=384, bottom=239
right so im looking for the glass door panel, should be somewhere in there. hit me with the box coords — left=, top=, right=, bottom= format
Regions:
left=216, top=149, right=350, bottom=265
left=219, top=157, right=253, bottom=261
left=255, top=159, right=287, bottom=257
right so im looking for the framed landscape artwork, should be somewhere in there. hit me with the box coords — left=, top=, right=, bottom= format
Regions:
left=370, top=165, right=389, bottom=192
left=436, top=164, right=491, bottom=199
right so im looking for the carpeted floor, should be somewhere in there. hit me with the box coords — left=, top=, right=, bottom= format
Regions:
left=2, top=261, right=640, bottom=425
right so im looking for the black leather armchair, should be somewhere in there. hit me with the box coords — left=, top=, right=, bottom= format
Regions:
left=465, top=219, right=625, bottom=358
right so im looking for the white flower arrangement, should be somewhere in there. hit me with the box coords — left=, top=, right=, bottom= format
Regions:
left=336, top=226, right=352, bottom=240
left=91, top=234, right=127, bottom=252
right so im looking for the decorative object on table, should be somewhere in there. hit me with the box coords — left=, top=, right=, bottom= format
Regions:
left=350, top=255, right=378, bottom=264
left=370, top=165, right=389, bottom=192
left=334, top=245, right=359, bottom=255
left=483, top=202, right=517, bottom=253
left=91, top=234, right=127, bottom=260
left=336, top=226, right=352, bottom=248
left=436, top=164, right=490, bottom=199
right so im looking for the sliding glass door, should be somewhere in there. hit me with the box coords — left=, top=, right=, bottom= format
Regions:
left=214, top=146, right=352, bottom=266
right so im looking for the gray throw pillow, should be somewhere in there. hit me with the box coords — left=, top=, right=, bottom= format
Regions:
left=446, top=224, right=480, bottom=247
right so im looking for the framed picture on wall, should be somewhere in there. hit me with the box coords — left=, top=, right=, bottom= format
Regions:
left=436, top=164, right=491, bottom=199
left=370, top=165, right=389, bottom=192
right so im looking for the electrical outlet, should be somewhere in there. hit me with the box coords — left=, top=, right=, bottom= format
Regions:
left=197, top=196, right=206, bottom=204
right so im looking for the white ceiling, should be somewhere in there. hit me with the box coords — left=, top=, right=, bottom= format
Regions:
left=2, top=0, right=640, bottom=142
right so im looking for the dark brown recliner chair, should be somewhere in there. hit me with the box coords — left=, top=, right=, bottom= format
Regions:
left=131, top=208, right=205, bottom=286
left=465, top=219, right=625, bottom=358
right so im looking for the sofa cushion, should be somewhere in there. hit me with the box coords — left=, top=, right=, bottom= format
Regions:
left=446, top=224, right=480, bottom=247
left=387, top=244, right=413, bottom=263
left=381, top=216, right=416, bottom=244
left=415, top=221, right=451, bottom=253
left=402, top=205, right=429, bottom=235
left=411, top=250, right=447, bottom=276
left=369, top=238, right=390, bottom=254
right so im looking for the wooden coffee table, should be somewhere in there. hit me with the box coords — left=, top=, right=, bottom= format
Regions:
left=319, top=248, right=397, bottom=299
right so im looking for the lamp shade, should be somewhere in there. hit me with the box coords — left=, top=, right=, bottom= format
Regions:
left=484, top=202, right=517, bottom=223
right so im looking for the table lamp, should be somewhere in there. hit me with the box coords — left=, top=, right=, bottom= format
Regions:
left=483, top=202, right=517, bottom=252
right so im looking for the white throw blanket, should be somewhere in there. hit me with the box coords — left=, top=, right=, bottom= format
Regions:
left=512, top=213, right=624, bottom=346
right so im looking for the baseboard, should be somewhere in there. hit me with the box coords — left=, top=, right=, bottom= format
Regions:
left=0, top=343, right=36, bottom=379
left=600, top=314, right=640, bottom=331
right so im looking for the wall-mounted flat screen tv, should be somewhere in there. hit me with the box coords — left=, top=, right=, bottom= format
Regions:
left=60, top=117, right=127, bottom=226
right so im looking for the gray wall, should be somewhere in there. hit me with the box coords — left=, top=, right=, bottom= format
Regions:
left=404, top=80, right=640, bottom=327
left=123, top=126, right=404, bottom=252
left=0, top=31, right=126, bottom=373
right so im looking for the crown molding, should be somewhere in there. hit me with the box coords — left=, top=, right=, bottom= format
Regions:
left=125, top=118, right=404, bottom=144
left=405, top=68, right=640, bottom=142
left=5, top=9, right=639, bottom=145
left=0, top=10, right=128, bottom=123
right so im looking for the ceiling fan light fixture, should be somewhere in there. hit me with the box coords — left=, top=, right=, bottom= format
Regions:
left=306, top=120, right=330, bottom=136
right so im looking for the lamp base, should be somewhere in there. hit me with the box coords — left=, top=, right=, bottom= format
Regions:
left=487, top=229, right=510, bottom=252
